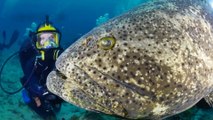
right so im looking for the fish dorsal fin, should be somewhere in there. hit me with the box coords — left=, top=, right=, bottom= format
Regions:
left=204, top=91, right=213, bottom=107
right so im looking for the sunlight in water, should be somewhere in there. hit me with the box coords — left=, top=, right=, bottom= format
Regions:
left=208, top=0, right=213, bottom=8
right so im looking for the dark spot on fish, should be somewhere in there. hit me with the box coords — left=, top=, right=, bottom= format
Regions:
left=133, top=55, right=137, bottom=59
left=77, top=76, right=81, bottom=80
left=149, top=79, right=155, bottom=85
left=137, top=79, right=142, bottom=84
left=123, top=34, right=127, bottom=38
left=117, top=75, right=121, bottom=79
left=113, top=56, right=117, bottom=60
left=93, top=50, right=97, bottom=54
left=160, top=75, right=164, bottom=79
left=164, top=84, right=170, bottom=88
left=125, top=92, right=129, bottom=96
left=115, top=84, right=120, bottom=88
left=182, top=63, right=185, bottom=66
left=93, top=71, right=96, bottom=74
left=91, top=89, right=95, bottom=93
left=137, top=57, right=141, bottom=61
left=123, top=42, right=128, bottom=46
left=76, top=73, right=79, bottom=76
left=126, top=55, right=130, bottom=58
left=130, top=71, right=136, bottom=78
left=145, top=62, right=149, bottom=66
left=98, top=59, right=102, bottom=63
left=125, top=100, right=130, bottom=104
left=120, top=65, right=124, bottom=68
left=183, top=88, right=188, bottom=91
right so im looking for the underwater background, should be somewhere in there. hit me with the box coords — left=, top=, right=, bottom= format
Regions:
left=0, top=0, right=213, bottom=120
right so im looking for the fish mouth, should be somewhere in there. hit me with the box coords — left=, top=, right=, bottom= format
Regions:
left=47, top=63, right=155, bottom=118
left=47, top=64, right=121, bottom=116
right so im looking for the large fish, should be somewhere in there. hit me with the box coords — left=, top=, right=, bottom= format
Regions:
left=47, top=0, right=213, bottom=119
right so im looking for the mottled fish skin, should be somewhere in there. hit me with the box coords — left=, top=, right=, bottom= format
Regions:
left=47, top=0, right=213, bottom=119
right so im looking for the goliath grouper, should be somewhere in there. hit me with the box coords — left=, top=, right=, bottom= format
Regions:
left=47, top=0, right=213, bottom=119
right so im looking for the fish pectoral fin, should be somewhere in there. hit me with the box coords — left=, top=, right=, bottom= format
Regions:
left=204, top=91, right=213, bottom=108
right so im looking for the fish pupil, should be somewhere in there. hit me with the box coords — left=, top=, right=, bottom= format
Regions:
left=101, top=40, right=111, bottom=47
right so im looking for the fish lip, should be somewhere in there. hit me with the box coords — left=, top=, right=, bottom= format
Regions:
left=55, top=63, right=114, bottom=111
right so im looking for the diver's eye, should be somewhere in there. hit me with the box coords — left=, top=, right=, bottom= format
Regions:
left=98, top=37, right=116, bottom=50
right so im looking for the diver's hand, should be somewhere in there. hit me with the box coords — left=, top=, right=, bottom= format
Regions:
left=34, top=97, right=41, bottom=107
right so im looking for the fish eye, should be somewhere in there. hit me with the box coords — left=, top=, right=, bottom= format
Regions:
left=98, top=36, right=116, bottom=50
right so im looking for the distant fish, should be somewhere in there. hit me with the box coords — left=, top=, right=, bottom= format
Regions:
left=47, top=0, right=213, bottom=119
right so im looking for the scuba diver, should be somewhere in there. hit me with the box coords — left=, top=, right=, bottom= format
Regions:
left=19, top=16, right=64, bottom=120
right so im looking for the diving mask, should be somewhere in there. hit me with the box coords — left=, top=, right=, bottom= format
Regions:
left=36, top=32, right=60, bottom=49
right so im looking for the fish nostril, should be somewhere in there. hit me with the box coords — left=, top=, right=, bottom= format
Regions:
left=71, top=52, right=78, bottom=58
left=82, top=36, right=93, bottom=47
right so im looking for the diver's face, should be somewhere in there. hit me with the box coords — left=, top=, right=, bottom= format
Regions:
left=39, top=33, right=54, bottom=45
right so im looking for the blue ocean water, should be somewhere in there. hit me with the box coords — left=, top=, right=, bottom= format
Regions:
left=0, top=0, right=213, bottom=120
left=0, top=0, right=147, bottom=48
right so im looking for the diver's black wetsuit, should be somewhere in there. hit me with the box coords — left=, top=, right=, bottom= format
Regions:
left=19, top=37, right=63, bottom=119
